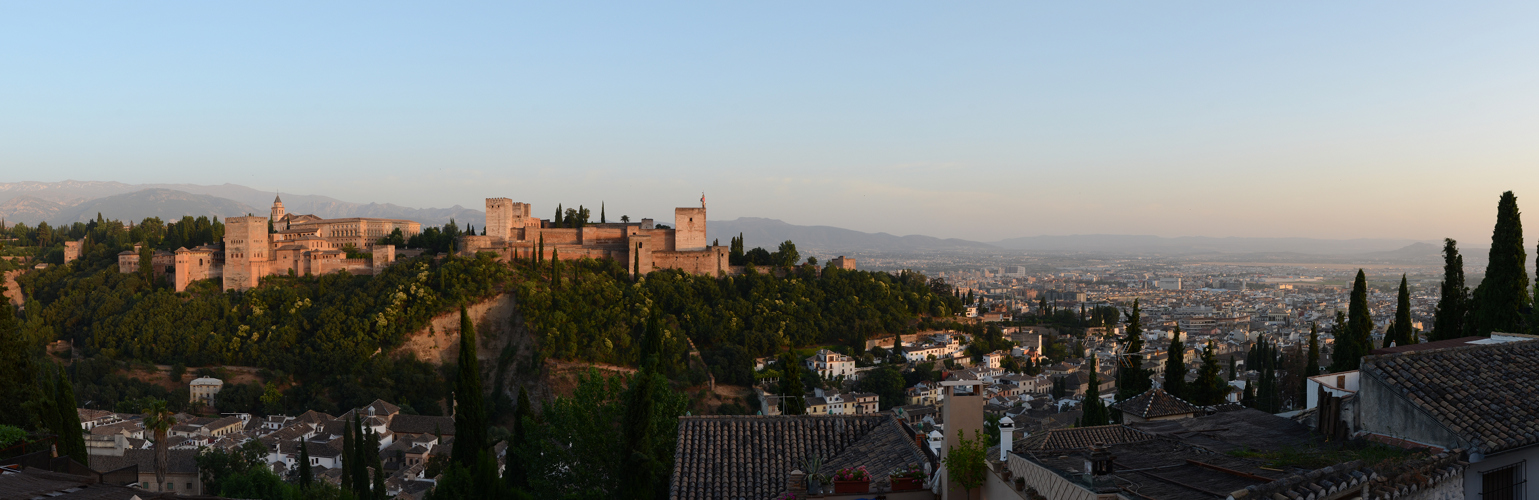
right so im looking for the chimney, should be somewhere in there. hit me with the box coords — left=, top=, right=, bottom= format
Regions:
left=998, top=416, right=1015, bottom=461
left=1089, top=443, right=1114, bottom=476
left=927, top=430, right=944, bottom=457
left=787, top=469, right=807, bottom=497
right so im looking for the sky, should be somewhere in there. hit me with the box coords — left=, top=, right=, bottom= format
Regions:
left=3, top=2, right=1539, bottom=244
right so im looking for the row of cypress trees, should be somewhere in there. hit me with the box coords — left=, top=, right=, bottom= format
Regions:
left=1432, top=191, right=1534, bottom=340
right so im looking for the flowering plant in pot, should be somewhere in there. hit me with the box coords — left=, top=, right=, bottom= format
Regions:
left=888, top=464, right=926, bottom=491
left=772, top=493, right=800, bottom=500
left=832, top=466, right=872, bottom=493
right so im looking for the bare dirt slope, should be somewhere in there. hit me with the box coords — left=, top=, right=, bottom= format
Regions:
left=4, top=269, right=23, bottom=307
left=394, top=293, right=557, bottom=402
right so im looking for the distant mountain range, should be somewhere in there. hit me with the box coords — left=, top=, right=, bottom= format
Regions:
left=709, top=217, right=997, bottom=255
left=0, top=181, right=485, bottom=227
left=0, top=181, right=1448, bottom=263
left=710, top=218, right=1446, bottom=263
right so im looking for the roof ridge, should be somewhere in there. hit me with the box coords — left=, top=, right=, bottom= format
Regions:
left=1362, top=337, right=1539, bottom=365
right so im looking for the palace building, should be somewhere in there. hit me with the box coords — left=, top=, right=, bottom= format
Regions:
left=459, top=196, right=732, bottom=277
left=119, top=196, right=422, bottom=292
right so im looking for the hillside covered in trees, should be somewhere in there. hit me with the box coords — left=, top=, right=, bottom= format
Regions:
left=4, top=215, right=962, bottom=415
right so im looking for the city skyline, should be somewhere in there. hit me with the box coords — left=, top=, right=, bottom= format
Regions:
left=4, top=2, right=1539, bottom=245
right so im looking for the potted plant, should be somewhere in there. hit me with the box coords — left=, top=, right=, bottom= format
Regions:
left=801, top=455, right=825, bottom=495
left=773, top=493, right=800, bottom=500
left=888, top=463, right=926, bottom=491
left=1014, top=477, right=1026, bottom=491
left=832, top=466, right=872, bottom=493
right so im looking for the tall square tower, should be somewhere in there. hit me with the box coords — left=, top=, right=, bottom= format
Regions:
left=222, top=216, right=270, bottom=291
left=674, top=207, right=707, bottom=252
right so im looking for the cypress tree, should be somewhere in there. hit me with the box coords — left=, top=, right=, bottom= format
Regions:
left=342, top=413, right=355, bottom=494
left=1082, top=358, right=1110, bottom=426
left=1191, top=341, right=1226, bottom=406
left=53, top=370, right=86, bottom=465
left=553, top=204, right=563, bottom=227
left=371, top=437, right=387, bottom=500
left=1162, top=326, right=1187, bottom=401
left=601, top=202, right=606, bottom=224
left=1393, top=275, right=1414, bottom=345
left=1432, top=238, right=1468, bottom=341
left=779, top=353, right=806, bottom=415
left=1241, top=380, right=1255, bottom=408
left=1115, top=300, right=1151, bottom=400
left=452, top=306, right=487, bottom=467
left=1228, top=356, right=1236, bottom=381
left=537, top=234, right=544, bottom=264
left=1329, top=271, right=1372, bottom=371
left=299, top=440, right=313, bottom=487
left=1303, top=323, right=1321, bottom=394
left=505, top=387, right=531, bottom=490
left=621, top=316, right=663, bottom=498
left=1469, top=191, right=1530, bottom=336
left=352, top=416, right=369, bottom=495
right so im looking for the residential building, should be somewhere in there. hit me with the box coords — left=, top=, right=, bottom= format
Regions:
left=805, top=349, right=855, bottom=379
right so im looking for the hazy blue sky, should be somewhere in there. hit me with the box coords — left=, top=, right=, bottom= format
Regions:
left=4, top=2, right=1538, bottom=243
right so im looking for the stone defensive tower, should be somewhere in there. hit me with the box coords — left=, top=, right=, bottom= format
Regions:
left=674, top=203, right=707, bottom=252
left=223, top=216, right=271, bottom=291
left=485, top=197, right=532, bottom=241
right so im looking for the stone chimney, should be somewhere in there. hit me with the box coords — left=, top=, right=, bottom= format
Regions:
left=787, top=469, right=807, bottom=497
left=1089, top=443, right=1114, bottom=476
left=998, top=416, right=1015, bottom=461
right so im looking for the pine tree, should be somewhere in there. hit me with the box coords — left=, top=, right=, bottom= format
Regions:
left=1469, top=191, right=1530, bottom=336
left=1392, top=275, right=1414, bottom=345
left=299, top=440, right=313, bottom=487
left=451, top=306, right=487, bottom=467
left=1162, top=326, right=1187, bottom=401
left=1191, top=341, right=1226, bottom=406
left=1433, top=239, right=1469, bottom=341
left=1082, top=358, right=1110, bottom=426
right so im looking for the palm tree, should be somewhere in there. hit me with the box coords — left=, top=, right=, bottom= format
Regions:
left=142, top=399, right=177, bottom=490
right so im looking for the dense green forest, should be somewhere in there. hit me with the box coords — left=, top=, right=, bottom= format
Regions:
left=4, top=215, right=962, bottom=415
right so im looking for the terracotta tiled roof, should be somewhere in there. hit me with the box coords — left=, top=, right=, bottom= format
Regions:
left=1017, top=424, right=1154, bottom=451
left=669, top=415, right=930, bottom=500
left=1109, top=388, right=1202, bottom=419
left=1360, top=339, right=1539, bottom=454
left=388, top=414, right=455, bottom=436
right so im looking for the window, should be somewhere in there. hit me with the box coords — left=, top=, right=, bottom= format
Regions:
left=187, top=483, right=193, bottom=490
left=1483, top=461, right=1525, bottom=500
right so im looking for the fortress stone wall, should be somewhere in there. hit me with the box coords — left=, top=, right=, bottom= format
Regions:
left=463, top=196, right=733, bottom=278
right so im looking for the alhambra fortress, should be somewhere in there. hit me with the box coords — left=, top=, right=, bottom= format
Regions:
left=115, top=195, right=855, bottom=292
